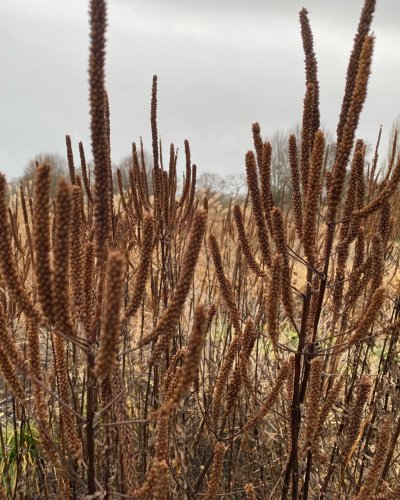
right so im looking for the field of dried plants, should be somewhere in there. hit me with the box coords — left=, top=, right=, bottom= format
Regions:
left=1, top=0, right=400, bottom=498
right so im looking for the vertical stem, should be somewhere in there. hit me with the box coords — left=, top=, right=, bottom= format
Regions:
left=86, top=350, right=96, bottom=494
left=282, top=272, right=312, bottom=499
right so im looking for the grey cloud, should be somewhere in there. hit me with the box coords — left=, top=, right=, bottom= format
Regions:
left=1, top=0, right=399, bottom=180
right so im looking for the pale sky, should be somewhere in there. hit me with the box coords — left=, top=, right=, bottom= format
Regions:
left=1, top=0, right=399, bottom=181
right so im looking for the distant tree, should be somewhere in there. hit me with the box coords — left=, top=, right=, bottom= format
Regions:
left=196, top=172, right=246, bottom=206
left=224, top=173, right=247, bottom=197
left=17, top=153, right=67, bottom=197
left=197, top=172, right=226, bottom=198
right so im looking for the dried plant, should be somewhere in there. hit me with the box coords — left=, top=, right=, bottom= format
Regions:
left=1, top=0, right=400, bottom=498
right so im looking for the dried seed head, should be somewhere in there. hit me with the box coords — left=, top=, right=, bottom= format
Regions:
left=65, top=135, right=76, bottom=185
left=94, top=251, right=125, bottom=378
left=246, top=150, right=271, bottom=267
left=271, top=207, right=294, bottom=318
left=259, top=142, right=274, bottom=231
left=289, top=134, right=303, bottom=240
left=52, top=178, right=74, bottom=338
left=89, top=0, right=111, bottom=262
left=244, top=483, right=256, bottom=500
left=342, top=375, right=372, bottom=465
left=300, top=8, right=320, bottom=138
left=302, top=130, right=325, bottom=263
left=328, top=35, right=374, bottom=219
left=266, top=253, right=283, bottom=347
left=304, top=357, right=323, bottom=447
left=157, top=304, right=208, bottom=417
left=204, top=442, right=226, bottom=500
left=336, top=0, right=376, bottom=145
left=233, top=205, right=265, bottom=278
left=349, top=286, right=386, bottom=346
left=111, top=364, right=139, bottom=492
left=208, top=233, right=241, bottom=332
left=355, top=417, right=392, bottom=500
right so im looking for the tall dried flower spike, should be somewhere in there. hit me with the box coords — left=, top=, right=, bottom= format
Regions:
left=70, top=185, right=85, bottom=321
left=212, top=331, right=241, bottom=428
left=94, top=251, right=125, bottom=378
left=314, top=376, right=343, bottom=444
left=260, top=141, right=274, bottom=231
left=245, top=150, right=271, bottom=267
left=0, top=303, right=24, bottom=371
left=378, top=200, right=392, bottom=250
left=336, top=0, right=376, bottom=145
left=79, top=141, right=93, bottom=203
left=178, top=139, right=192, bottom=208
left=341, top=140, right=364, bottom=240
left=300, top=8, right=320, bottom=143
left=271, top=207, right=294, bottom=318
left=332, top=143, right=365, bottom=314
left=302, top=129, right=325, bottom=263
left=204, top=442, right=226, bottom=500
left=104, top=90, right=114, bottom=228
left=157, top=304, right=208, bottom=416
left=369, top=234, right=384, bottom=292
left=151, top=74, right=159, bottom=171
left=266, top=253, right=283, bottom=347
left=328, top=36, right=374, bottom=219
left=20, top=184, right=34, bottom=264
left=233, top=205, right=265, bottom=278
left=251, top=122, right=263, bottom=171
left=53, top=333, right=81, bottom=455
left=208, top=234, right=241, bottom=332
left=151, top=459, right=169, bottom=500
left=129, top=148, right=145, bottom=219
left=304, top=357, right=323, bottom=448
left=89, top=0, right=110, bottom=262
left=286, top=354, right=296, bottom=403
left=52, top=178, right=74, bottom=338
left=183, top=163, right=197, bottom=221
left=0, top=348, right=25, bottom=402
left=348, top=286, right=386, bottom=346
left=355, top=417, right=392, bottom=500
left=83, top=241, right=96, bottom=335
left=342, top=375, right=371, bottom=466
left=300, top=82, right=315, bottom=194
left=226, top=318, right=257, bottom=412
left=288, top=134, right=303, bottom=240
left=65, top=134, right=76, bottom=185
left=33, top=163, right=54, bottom=323
left=111, top=364, right=139, bottom=492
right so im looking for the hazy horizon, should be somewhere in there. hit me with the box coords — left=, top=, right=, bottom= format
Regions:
left=1, top=0, right=399, bottom=181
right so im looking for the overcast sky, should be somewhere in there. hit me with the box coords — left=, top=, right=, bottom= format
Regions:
left=1, top=0, right=399, bottom=181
